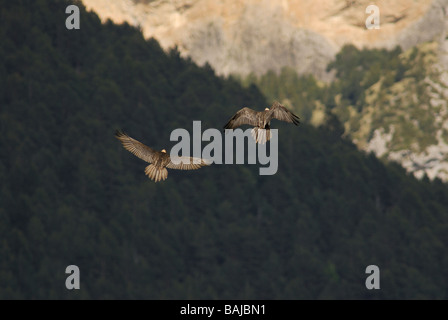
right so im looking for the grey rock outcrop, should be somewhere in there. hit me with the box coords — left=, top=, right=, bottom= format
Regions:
left=83, top=0, right=440, bottom=80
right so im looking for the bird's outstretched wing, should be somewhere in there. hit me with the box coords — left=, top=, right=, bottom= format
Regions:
left=224, top=107, right=259, bottom=129
left=115, top=130, right=157, bottom=163
left=267, top=102, right=300, bottom=125
left=166, top=156, right=211, bottom=170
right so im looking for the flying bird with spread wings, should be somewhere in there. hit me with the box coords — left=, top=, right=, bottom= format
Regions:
left=115, top=130, right=210, bottom=182
left=223, top=101, right=300, bottom=144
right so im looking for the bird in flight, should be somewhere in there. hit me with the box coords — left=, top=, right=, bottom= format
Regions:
left=115, top=130, right=210, bottom=182
left=224, top=101, right=300, bottom=144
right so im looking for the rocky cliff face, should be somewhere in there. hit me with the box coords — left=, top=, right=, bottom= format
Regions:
left=83, top=0, right=446, bottom=80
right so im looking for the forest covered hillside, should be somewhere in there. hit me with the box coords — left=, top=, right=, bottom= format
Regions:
left=1, top=0, right=448, bottom=299
left=242, top=41, right=448, bottom=182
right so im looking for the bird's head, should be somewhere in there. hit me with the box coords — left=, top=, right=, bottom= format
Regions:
left=161, top=149, right=167, bottom=153
left=265, top=108, right=269, bottom=111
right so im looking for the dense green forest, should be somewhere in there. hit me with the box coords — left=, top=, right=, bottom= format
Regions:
left=241, top=43, right=444, bottom=158
left=1, top=0, right=448, bottom=299
left=240, top=45, right=410, bottom=122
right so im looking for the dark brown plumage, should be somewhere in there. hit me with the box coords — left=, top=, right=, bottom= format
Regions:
left=224, top=101, right=300, bottom=144
left=115, top=130, right=210, bottom=182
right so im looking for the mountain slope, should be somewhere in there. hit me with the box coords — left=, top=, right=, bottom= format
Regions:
left=242, top=40, right=448, bottom=181
left=338, top=41, right=448, bottom=181
left=80, top=0, right=448, bottom=179
left=2, top=0, right=448, bottom=299
left=82, top=0, right=448, bottom=80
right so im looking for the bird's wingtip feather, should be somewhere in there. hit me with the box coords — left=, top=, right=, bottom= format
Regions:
left=115, top=129, right=125, bottom=138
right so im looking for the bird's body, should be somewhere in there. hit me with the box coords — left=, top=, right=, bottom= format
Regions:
left=224, top=101, right=300, bottom=144
left=115, top=130, right=209, bottom=182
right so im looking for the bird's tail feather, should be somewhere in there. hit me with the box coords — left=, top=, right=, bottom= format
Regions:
left=251, top=128, right=271, bottom=144
left=144, top=164, right=168, bottom=182
left=251, top=127, right=258, bottom=141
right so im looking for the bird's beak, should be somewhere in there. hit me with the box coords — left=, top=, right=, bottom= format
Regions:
left=161, top=149, right=167, bottom=153
left=265, top=108, right=269, bottom=111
